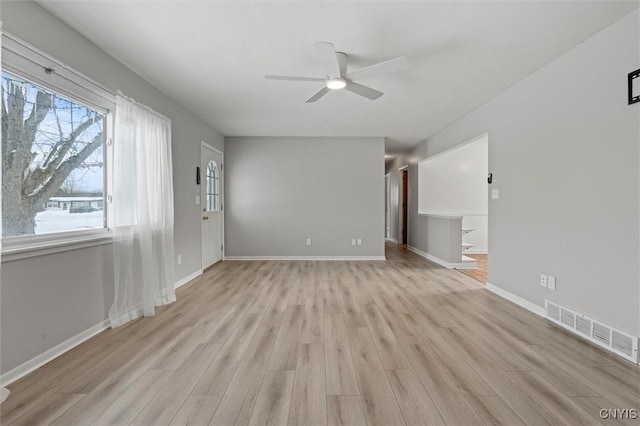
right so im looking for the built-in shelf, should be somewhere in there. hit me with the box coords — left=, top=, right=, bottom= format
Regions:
left=463, top=227, right=474, bottom=251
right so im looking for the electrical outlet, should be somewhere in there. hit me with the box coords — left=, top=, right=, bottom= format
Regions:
left=491, top=188, right=500, bottom=199
left=548, top=276, right=556, bottom=291
left=540, top=274, right=547, bottom=288
left=195, top=196, right=200, bottom=205
left=177, top=254, right=182, bottom=265
left=357, top=238, right=362, bottom=246
left=306, top=238, right=312, bottom=246
left=351, top=239, right=356, bottom=246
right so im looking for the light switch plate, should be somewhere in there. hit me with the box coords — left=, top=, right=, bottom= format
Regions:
left=491, top=189, right=499, bottom=199
left=306, top=238, right=312, bottom=246
left=357, top=238, right=362, bottom=246
left=195, top=195, right=200, bottom=205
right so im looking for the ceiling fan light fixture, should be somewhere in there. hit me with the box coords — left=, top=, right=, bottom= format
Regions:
left=326, top=78, right=346, bottom=90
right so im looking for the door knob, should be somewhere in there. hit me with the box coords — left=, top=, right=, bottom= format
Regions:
left=203, top=216, right=209, bottom=220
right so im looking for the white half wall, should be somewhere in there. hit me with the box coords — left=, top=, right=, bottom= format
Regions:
left=224, top=137, right=385, bottom=257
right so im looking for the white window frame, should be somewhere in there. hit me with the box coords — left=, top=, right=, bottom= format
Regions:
left=1, top=32, right=116, bottom=262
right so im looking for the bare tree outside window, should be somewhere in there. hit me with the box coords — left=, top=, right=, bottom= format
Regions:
left=1, top=71, right=105, bottom=237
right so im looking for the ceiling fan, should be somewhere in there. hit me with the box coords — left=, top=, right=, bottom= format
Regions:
left=265, top=42, right=409, bottom=103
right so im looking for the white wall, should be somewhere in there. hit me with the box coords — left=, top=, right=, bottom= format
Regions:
left=418, top=136, right=488, bottom=252
left=418, top=136, right=488, bottom=215
left=225, top=137, right=385, bottom=258
left=409, top=9, right=640, bottom=336
left=1, top=1, right=223, bottom=376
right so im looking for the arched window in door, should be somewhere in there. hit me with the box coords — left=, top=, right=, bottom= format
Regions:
left=206, top=160, right=219, bottom=211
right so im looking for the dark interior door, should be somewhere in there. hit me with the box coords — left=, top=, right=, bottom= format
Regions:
left=402, top=170, right=408, bottom=244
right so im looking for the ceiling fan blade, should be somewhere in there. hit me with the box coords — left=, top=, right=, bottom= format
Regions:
left=346, top=56, right=409, bottom=81
left=305, top=87, right=331, bottom=103
left=314, top=42, right=341, bottom=78
left=265, top=74, right=326, bottom=82
left=345, top=82, right=383, bottom=100
left=336, top=52, right=348, bottom=77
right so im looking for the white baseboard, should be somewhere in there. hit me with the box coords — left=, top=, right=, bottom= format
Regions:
left=1, top=319, right=110, bottom=387
left=407, top=246, right=476, bottom=269
left=175, top=269, right=203, bottom=290
left=464, top=250, right=488, bottom=254
left=485, top=282, right=546, bottom=317
left=386, top=237, right=398, bottom=244
left=224, top=256, right=386, bottom=261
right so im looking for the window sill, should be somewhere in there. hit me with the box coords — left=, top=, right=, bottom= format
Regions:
left=1, top=231, right=113, bottom=263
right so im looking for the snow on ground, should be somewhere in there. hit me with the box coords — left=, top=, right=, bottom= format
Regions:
left=35, top=209, right=104, bottom=234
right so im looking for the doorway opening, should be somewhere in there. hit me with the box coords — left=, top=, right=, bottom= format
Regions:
left=416, top=133, right=489, bottom=282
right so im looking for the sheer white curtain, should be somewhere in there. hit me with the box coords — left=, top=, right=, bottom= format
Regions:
left=0, top=140, right=7, bottom=403
left=109, top=92, right=175, bottom=327
left=0, top=225, right=6, bottom=402
left=0, top=21, right=10, bottom=404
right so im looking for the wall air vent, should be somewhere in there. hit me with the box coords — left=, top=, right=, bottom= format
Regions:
left=612, top=331, right=635, bottom=358
left=575, top=316, right=592, bottom=337
left=592, top=323, right=611, bottom=346
left=545, top=300, right=638, bottom=364
left=547, top=303, right=560, bottom=322
left=560, top=309, right=575, bottom=328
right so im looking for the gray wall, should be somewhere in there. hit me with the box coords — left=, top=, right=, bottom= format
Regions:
left=408, top=9, right=640, bottom=336
left=1, top=1, right=223, bottom=374
left=225, top=137, right=385, bottom=258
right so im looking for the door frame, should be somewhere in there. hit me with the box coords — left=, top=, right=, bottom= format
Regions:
left=384, top=173, right=390, bottom=239
left=398, top=165, right=409, bottom=245
left=201, top=141, right=224, bottom=268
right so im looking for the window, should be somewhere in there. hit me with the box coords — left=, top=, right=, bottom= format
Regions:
left=1, top=33, right=115, bottom=259
left=206, top=160, right=219, bottom=211
left=2, top=71, right=106, bottom=238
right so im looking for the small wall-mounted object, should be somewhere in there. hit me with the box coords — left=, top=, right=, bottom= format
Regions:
left=196, top=166, right=201, bottom=185
left=487, top=173, right=493, bottom=184
left=629, top=68, right=640, bottom=105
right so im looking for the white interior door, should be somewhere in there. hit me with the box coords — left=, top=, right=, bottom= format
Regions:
left=201, top=144, right=223, bottom=269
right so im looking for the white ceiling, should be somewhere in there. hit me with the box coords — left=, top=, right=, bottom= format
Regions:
left=39, top=1, right=638, bottom=153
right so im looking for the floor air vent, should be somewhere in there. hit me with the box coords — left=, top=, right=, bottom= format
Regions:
left=545, top=300, right=638, bottom=364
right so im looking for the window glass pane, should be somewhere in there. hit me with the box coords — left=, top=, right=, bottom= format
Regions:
left=205, top=160, right=219, bottom=211
left=2, top=71, right=106, bottom=237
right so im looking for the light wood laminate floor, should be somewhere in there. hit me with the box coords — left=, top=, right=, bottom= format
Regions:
left=459, top=254, right=487, bottom=283
left=2, top=243, right=639, bottom=425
